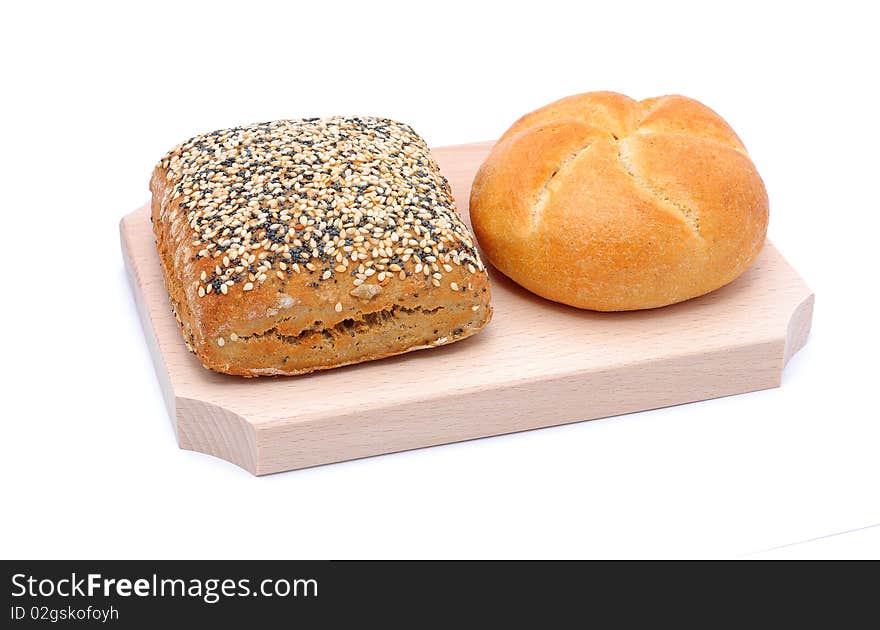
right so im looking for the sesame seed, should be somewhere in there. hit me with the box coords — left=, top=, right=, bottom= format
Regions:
left=243, top=282, right=254, bottom=291
left=334, top=301, right=342, bottom=312
left=217, top=337, right=225, bottom=347
left=229, top=332, right=239, bottom=341
left=350, top=283, right=382, bottom=300
left=450, top=282, right=459, bottom=291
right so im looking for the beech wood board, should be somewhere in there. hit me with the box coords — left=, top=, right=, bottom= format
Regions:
left=121, top=141, right=814, bottom=475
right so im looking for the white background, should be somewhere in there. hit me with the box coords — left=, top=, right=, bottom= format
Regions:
left=1, top=1, right=877, bottom=559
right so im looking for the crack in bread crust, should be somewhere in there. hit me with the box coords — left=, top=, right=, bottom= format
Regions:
left=224, top=302, right=486, bottom=377
left=530, top=140, right=597, bottom=231
left=631, top=127, right=749, bottom=155
left=240, top=305, right=444, bottom=344
left=615, top=141, right=702, bottom=236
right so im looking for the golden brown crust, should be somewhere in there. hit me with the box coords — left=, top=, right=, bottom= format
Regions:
left=151, top=117, right=492, bottom=376
left=469, top=91, right=768, bottom=311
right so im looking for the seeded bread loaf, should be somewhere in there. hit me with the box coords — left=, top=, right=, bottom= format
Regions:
left=469, top=92, right=768, bottom=311
left=151, top=117, right=492, bottom=376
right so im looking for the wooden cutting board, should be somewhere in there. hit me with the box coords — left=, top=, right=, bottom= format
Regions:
left=121, top=141, right=814, bottom=475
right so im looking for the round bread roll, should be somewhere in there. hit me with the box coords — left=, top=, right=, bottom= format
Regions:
left=469, top=91, right=768, bottom=311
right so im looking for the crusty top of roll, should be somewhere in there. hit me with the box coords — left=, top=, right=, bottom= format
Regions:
left=469, top=91, right=768, bottom=311
left=152, top=117, right=487, bottom=339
